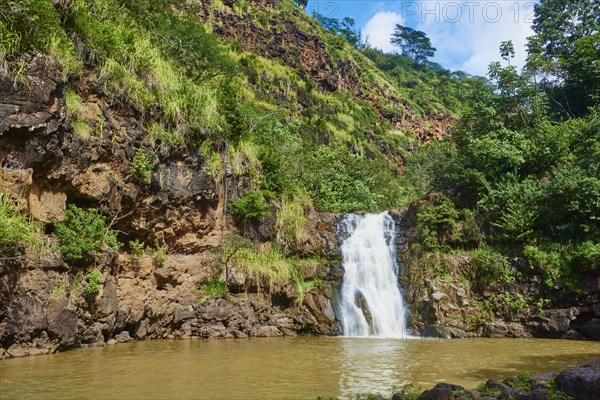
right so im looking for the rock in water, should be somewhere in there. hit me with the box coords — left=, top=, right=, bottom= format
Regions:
left=556, top=359, right=600, bottom=400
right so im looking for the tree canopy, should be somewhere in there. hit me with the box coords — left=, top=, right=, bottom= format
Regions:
left=390, top=25, right=436, bottom=64
left=527, top=0, right=600, bottom=117
left=313, top=13, right=362, bottom=48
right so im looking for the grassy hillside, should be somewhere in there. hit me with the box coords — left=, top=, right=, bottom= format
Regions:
left=1, top=0, right=477, bottom=216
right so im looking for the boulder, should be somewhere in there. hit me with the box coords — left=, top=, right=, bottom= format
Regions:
left=28, top=185, right=66, bottom=223
left=484, top=379, right=512, bottom=396
left=114, top=331, right=132, bottom=343
left=417, top=387, right=451, bottom=400
left=516, top=388, right=549, bottom=400
left=431, top=292, right=450, bottom=302
left=485, top=321, right=529, bottom=338
left=434, top=383, right=465, bottom=391
left=530, top=372, right=558, bottom=383
left=556, top=359, right=600, bottom=400
left=46, top=296, right=77, bottom=347
left=4, top=295, right=46, bottom=341
left=174, top=305, right=195, bottom=324
left=580, top=319, right=600, bottom=340
left=528, top=308, right=579, bottom=338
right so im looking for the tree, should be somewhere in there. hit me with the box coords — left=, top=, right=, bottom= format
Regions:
left=500, top=40, right=515, bottom=66
left=338, top=17, right=362, bottom=48
left=293, top=0, right=307, bottom=10
left=313, top=14, right=362, bottom=48
left=218, top=233, right=252, bottom=290
left=528, top=0, right=600, bottom=116
left=390, top=25, right=436, bottom=63
left=532, top=0, right=599, bottom=59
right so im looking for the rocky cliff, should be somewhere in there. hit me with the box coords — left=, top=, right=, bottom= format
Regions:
left=389, top=206, right=600, bottom=341
left=0, top=55, right=341, bottom=358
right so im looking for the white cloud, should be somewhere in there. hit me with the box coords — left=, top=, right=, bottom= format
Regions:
left=361, top=11, right=404, bottom=53
left=418, top=1, right=535, bottom=75
left=362, top=2, right=536, bottom=76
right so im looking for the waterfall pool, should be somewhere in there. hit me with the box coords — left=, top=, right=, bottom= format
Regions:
left=1, top=337, right=598, bottom=399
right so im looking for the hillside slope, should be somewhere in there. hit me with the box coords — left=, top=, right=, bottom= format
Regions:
left=2, top=0, right=458, bottom=357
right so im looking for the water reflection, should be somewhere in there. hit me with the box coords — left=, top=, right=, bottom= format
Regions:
left=338, top=338, right=410, bottom=397
left=0, top=337, right=598, bottom=400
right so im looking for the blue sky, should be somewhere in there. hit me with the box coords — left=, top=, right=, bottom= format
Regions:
left=306, top=1, right=538, bottom=76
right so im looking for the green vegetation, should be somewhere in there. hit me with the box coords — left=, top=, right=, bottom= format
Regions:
left=199, top=278, right=228, bottom=302
left=0, top=0, right=464, bottom=219
left=0, top=193, right=42, bottom=249
left=2, top=0, right=596, bottom=316
left=84, top=270, right=103, bottom=294
left=230, top=190, right=272, bottom=221
left=128, top=240, right=145, bottom=259
left=217, top=234, right=324, bottom=301
left=403, top=0, right=599, bottom=311
left=275, top=194, right=310, bottom=249
left=129, top=148, right=155, bottom=185
left=54, top=205, right=120, bottom=262
left=151, top=241, right=168, bottom=264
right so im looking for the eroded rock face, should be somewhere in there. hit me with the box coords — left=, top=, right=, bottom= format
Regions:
left=46, top=296, right=77, bottom=348
left=192, top=0, right=453, bottom=148
left=0, top=250, right=340, bottom=358
left=0, top=55, right=65, bottom=135
left=527, top=308, right=580, bottom=338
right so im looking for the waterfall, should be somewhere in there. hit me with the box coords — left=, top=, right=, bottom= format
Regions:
left=338, top=212, right=407, bottom=337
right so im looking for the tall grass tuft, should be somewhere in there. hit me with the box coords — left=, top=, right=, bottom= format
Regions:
left=0, top=193, right=42, bottom=249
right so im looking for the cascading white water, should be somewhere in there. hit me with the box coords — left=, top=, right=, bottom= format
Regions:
left=338, top=212, right=407, bottom=337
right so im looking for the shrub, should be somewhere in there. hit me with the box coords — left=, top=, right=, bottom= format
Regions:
left=479, top=176, right=540, bottom=242
left=251, top=118, right=302, bottom=194
left=524, top=244, right=565, bottom=288
left=147, top=123, right=185, bottom=148
left=84, top=269, right=103, bottom=294
left=54, top=205, right=120, bottom=262
left=151, top=241, right=168, bottom=264
left=415, top=195, right=460, bottom=251
left=231, top=245, right=295, bottom=292
left=571, top=241, right=600, bottom=272
left=537, top=165, right=600, bottom=240
left=2, top=0, right=61, bottom=54
left=218, top=80, right=248, bottom=144
left=472, top=245, right=513, bottom=287
left=301, top=147, right=377, bottom=212
left=0, top=193, right=42, bottom=249
left=405, top=141, right=461, bottom=196
left=230, top=190, right=272, bottom=221
left=128, top=239, right=145, bottom=258
left=199, top=278, right=228, bottom=302
left=129, top=147, right=155, bottom=184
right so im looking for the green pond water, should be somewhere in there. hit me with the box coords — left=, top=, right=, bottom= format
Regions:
left=1, top=337, right=598, bottom=400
